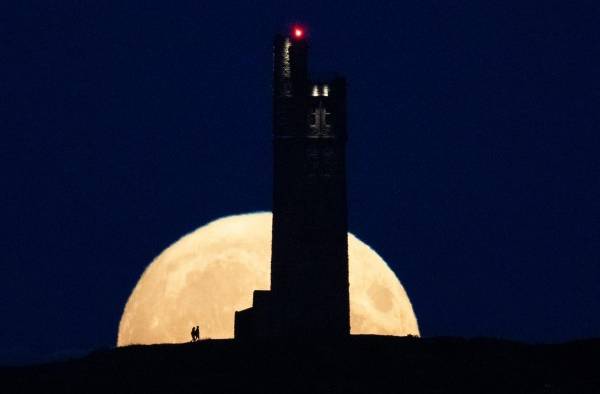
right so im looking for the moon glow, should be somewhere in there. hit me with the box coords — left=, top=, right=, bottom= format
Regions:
left=117, top=213, right=419, bottom=345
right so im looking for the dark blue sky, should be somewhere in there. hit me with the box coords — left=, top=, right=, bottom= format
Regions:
left=2, top=1, right=599, bottom=364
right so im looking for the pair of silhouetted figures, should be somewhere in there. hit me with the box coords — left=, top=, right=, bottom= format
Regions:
left=191, top=325, right=200, bottom=342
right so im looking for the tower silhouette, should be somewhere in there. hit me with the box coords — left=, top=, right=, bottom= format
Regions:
left=235, top=28, right=349, bottom=338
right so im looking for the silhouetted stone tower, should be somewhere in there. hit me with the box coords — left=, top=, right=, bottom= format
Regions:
left=235, top=27, right=349, bottom=338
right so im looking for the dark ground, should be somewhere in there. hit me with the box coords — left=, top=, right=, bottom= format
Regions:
left=2, top=336, right=599, bottom=393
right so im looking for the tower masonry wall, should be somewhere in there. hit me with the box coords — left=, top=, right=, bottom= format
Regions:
left=235, top=31, right=350, bottom=338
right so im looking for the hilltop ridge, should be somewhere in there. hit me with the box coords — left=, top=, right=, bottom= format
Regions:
left=3, top=336, right=599, bottom=393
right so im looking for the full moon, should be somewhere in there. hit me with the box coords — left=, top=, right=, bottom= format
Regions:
left=117, top=212, right=419, bottom=345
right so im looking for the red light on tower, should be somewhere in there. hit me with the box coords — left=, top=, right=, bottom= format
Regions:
left=293, top=26, right=304, bottom=39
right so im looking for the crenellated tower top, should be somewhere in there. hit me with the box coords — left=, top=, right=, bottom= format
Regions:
left=273, top=27, right=346, bottom=140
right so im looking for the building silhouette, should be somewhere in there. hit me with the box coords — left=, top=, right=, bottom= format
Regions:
left=235, top=28, right=349, bottom=338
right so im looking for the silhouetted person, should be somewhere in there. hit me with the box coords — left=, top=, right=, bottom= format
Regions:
left=191, top=326, right=197, bottom=342
left=196, top=325, right=200, bottom=341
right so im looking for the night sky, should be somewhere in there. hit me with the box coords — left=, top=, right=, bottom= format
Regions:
left=2, top=1, right=599, bottom=364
